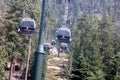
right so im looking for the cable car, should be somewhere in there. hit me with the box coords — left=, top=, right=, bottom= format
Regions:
left=56, top=0, right=62, bottom=4
left=60, top=43, right=69, bottom=54
left=43, top=43, right=52, bottom=52
left=51, top=40, right=56, bottom=45
left=60, top=43, right=68, bottom=49
left=56, top=27, right=71, bottom=43
left=18, top=17, right=36, bottom=34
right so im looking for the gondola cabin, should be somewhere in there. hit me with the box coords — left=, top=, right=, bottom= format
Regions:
left=60, top=43, right=68, bottom=50
left=51, top=40, right=56, bottom=45
left=60, top=43, right=69, bottom=53
left=43, top=43, right=52, bottom=52
left=56, top=27, right=71, bottom=43
left=56, top=0, right=62, bottom=4
left=18, top=17, right=36, bottom=34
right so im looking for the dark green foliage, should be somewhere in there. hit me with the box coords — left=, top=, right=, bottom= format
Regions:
left=113, top=34, right=120, bottom=54
left=70, top=11, right=120, bottom=80
left=0, top=0, right=120, bottom=79
left=99, top=14, right=114, bottom=80
left=70, top=14, right=104, bottom=80
left=4, top=0, right=40, bottom=79
left=0, top=20, right=6, bottom=80
left=5, top=0, right=27, bottom=62
left=114, top=53, right=120, bottom=80
left=71, top=53, right=93, bottom=80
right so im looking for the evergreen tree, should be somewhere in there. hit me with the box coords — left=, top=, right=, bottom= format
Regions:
left=0, top=22, right=7, bottom=79
left=113, top=34, right=120, bottom=54
left=5, top=0, right=25, bottom=59
left=5, top=1, right=29, bottom=79
left=99, top=13, right=114, bottom=80
left=0, top=1, right=9, bottom=79
left=114, top=52, right=120, bottom=80
left=70, top=14, right=104, bottom=80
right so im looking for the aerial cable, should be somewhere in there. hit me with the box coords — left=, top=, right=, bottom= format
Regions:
left=25, top=0, right=40, bottom=27
left=22, top=2, right=28, bottom=17
left=26, top=0, right=36, bottom=18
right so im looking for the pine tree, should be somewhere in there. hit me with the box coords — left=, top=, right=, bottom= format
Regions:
left=0, top=1, right=9, bottom=79
left=114, top=52, right=120, bottom=80
left=5, top=1, right=29, bottom=79
left=99, top=13, right=114, bottom=80
left=70, top=14, right=104, bottom=80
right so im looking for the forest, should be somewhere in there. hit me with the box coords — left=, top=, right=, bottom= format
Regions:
left=0, top=0, right=120, bottom=80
